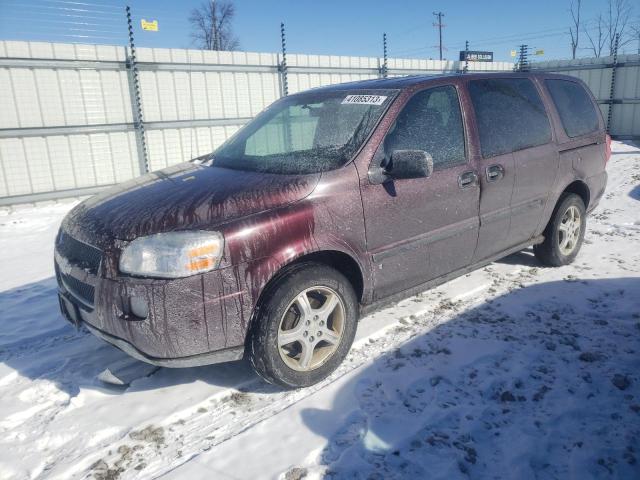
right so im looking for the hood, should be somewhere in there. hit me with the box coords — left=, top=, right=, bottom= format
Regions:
left=62, top=162, right=320, bottom=244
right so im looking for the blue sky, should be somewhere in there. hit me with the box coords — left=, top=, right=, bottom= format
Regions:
left=0, top=0, right=638, bottom=61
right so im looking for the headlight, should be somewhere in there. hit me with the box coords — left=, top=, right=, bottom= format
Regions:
left=119, top=231, right=224, bottom=278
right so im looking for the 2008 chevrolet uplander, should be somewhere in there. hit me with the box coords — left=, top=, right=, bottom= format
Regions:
left=56, top=73, right=609, bottom=388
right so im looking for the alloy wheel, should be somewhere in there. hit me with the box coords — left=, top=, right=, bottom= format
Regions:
left=277, top=286, right=345, bottom=372
left=558, top=205, right=581, bottom=256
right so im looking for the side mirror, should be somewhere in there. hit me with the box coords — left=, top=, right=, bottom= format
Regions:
left=386, top=150, right=434, bottom=180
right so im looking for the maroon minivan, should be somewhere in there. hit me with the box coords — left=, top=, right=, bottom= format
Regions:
left=56, top=72, right=609, bottom=388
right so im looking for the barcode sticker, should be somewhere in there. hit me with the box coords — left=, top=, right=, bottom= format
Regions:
left=341, top=95, right=388, bottom=105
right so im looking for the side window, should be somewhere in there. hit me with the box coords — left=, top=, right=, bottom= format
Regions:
left=469, top=78, right=552, bottom=158
left=545, top=79, right=600, bottom=138
left=384, top=85, right=466, bottom=170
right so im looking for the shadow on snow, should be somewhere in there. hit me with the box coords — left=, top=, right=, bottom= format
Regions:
left=0, top=250, right=546, bottom=396
left=1, top=263, right=639, bottom=479
left=300, top=277, right=640, bottom=479
left=0, top=277, right=257, bottom=396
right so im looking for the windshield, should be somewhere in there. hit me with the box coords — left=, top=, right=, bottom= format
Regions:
left=213, top=89, right=397, bottom=174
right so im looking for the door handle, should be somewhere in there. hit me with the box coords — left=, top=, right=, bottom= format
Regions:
left=486, top=164, right=504, bottom=182
left=458, top=171, right=478, bottom=189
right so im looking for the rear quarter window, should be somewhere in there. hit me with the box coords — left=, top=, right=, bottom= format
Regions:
left=545, top=79, right=600, bottom=138
left=469, top=78, right=552, bottom=158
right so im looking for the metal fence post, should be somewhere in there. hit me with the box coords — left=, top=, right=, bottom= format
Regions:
left=126, top=6, right=149, bottom=174
left=380, top=33, right=388, bottom=78
left=517, top=44, right=529, bottom=72
left=606, top=33, right=620, bottom=134
left=463, top=40, right=469, bottom=73
left=278, top=22, right=289, bottom=97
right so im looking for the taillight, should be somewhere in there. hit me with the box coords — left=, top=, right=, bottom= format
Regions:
left=605, top=133, right=612, bottom=166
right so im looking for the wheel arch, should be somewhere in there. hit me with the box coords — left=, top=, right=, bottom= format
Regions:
left=258, top=249, right=364, bottom=304
left=561, top=180, right=590, bottom=210
left=536, top=179, right=591, bottom=242
left=246, top=249, right=366, bottom=340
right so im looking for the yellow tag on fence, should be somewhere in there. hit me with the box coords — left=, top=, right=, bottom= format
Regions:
left=141, top=19, right=158, bottom=32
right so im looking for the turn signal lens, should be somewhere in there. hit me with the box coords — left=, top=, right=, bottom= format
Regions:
left=187, top=244, right=220, bottom=271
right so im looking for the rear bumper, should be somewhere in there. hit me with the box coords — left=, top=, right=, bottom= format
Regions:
left=586, top=170, right=608, bottom=213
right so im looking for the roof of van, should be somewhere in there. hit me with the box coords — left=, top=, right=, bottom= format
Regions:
left=305, top=71, right=574, bottom=93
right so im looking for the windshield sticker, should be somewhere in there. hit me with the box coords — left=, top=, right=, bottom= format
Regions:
left=341, top=94, right=388, bottom=105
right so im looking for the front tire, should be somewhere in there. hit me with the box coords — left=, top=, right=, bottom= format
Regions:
left=248, top=263, right=358, bottom=389
left=534, top=193, right=586, bottom=266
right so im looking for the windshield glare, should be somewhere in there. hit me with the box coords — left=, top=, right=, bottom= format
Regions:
left=213, top=89, right=397, bottom=174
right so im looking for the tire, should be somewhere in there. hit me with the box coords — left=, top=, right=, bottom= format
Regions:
left=534, top=193, right=586, bottom=267
left=247, top=262, right=358, bottom=389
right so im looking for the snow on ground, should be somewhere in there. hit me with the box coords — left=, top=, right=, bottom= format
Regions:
left=0, top=141, right=638, bottom=480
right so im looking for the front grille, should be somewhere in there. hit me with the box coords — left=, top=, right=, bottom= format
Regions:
left=56, top=230, right=102, bottom=275
left=55, top=262, right=95, bottom=308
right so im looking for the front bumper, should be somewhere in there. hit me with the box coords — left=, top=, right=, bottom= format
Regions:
left=55, top=246, right=252, bottom=367
left=58, top=293, right=244, bottom=367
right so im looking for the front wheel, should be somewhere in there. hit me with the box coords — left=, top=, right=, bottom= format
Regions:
left=247, top=263, right=358, bottom=389
left=534, top=193, right=586, bottom=266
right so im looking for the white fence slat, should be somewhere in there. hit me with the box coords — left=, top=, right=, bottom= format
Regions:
left=1, top=40, right=638, bottom=205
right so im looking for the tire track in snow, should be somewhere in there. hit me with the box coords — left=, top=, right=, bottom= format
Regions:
left=2, top=144, right=636, bottom=480
left=78, top=177, right=640, bottom=479
left=74, top=267, right=538, bottom=480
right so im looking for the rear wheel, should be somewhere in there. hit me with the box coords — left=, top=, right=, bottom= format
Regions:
left=248, top=263, right=358, bottom=389
left=534, top=193, right=586, bottom=266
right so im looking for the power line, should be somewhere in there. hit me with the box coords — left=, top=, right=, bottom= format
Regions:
left=0, top=16, right=122, bottom=28
left=449, top=18, right=606, bottom=50
left=2, top=2, right=122, bottom=17
left=391, top=28, right=567, bottom=56
left=40, top=0, right=123, bottom=9
left=389, top=21, right=610, bottom=58
left=0, top=9, right=123, bottom=22
left=389, top=15, right=609, bottom=58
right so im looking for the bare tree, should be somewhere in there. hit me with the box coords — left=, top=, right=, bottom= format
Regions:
left=189, top=1, right=240, bottom=51
left=569, top=0, right=581, bottom=59
left=605, top=0, right=634, bottom=54
left=585, top=14, right=608, bottom=57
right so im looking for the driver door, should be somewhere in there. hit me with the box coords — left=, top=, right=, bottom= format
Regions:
left=358, top=84, right=480, bottom=300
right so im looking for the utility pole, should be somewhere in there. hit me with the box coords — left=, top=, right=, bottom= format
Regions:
left=433, top=11, right=445, bottom=61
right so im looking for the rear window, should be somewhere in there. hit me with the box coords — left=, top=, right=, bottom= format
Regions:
left=545, top=79, right=600, bottom=138
left=469, top=78, right=552, bottom=158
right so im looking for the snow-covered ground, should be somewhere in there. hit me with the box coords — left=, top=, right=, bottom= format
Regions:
left=0, top=141, right=638, bottom=480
